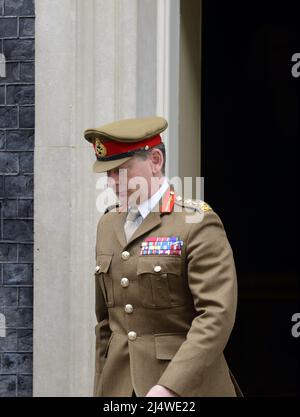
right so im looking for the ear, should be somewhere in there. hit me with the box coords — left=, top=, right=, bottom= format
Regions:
left=149, top=148, right=163, bottom=174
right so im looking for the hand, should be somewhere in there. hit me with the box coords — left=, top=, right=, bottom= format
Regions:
left=145, top=384, right=179, bottom=397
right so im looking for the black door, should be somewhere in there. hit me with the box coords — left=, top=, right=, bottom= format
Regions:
left=202, top=0, right=300, bottom=396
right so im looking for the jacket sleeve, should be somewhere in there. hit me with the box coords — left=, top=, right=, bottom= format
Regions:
left=157, top=209, right=238, bottom=397
left=93, top=217, right=112, bottom=396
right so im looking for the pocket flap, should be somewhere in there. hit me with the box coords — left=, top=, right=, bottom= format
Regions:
left=137, top=256, right=181, bottom=275
left=154, top=332, right=186, bottom=360
left=96, top=253, right=113, bottom=273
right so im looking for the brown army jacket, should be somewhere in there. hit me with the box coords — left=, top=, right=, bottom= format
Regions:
left=93, top=187, right=243, bottom=397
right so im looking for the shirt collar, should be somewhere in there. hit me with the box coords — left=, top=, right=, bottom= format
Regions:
left=137, top=177, right=169, bottom=219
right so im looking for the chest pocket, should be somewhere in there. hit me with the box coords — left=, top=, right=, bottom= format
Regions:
left=137, top=256, right=186, bottom=308
left=96, top=253, right=114, bottom=307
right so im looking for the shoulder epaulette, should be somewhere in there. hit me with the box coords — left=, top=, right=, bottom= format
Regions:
left=104, top=202, right=120, bottom=214
left=174, top=196, right=213, bottom=212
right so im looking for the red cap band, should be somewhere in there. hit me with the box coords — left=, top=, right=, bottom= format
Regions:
left=93, top=134, right=162, bottom=161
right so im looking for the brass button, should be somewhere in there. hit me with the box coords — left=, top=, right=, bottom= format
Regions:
left=154, top=265, right=162, bottom=273
left=128, top=331, right=137, bottom=341
left=125, top=304, right=133, bottom=314
left=121, top=277, right=129, bottom=287
left=95, top=265, right=101, bottom=273
left=121, top=251, right=130, bottom=260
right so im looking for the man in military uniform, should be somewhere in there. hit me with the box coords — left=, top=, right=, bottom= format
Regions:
left=84, top=116, right=243, bottom=397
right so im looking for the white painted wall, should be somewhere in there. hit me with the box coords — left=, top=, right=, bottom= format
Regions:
left=34, top=0, right=180, bottom=396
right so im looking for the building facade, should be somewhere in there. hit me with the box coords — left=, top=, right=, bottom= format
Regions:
left=0, top=0, right=35, bottom=397
left=1, top=0, right=201, bottom=396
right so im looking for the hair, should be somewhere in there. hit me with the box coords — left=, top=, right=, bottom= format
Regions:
left=133, top=142, right=166, bottom=175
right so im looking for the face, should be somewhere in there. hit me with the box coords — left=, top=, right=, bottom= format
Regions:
left=106, top=149, right=164, bottom=206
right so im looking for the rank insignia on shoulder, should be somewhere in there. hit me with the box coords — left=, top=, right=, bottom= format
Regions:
left=104, top=201, right=121, bottom=214
left=140, top=236, right=183, bottom=256
left=174, top=196, right=213, bottom=212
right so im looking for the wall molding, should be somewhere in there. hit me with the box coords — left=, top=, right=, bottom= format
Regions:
left=156, top=0, right=180, bottom=178
left=34, top=0, right=179, bottom=396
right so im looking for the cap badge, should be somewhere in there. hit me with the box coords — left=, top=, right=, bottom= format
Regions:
left=95, top=138, right=107, bottom=158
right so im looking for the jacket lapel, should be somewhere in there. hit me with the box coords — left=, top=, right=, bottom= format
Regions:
left=112, top=208, right=162, bottom=249
left=112, top=210, right=128, bottom=248
left=127, top=209, right=162, bottom=245
left=126, top=183, right=173, bottom=245
left=112, top=185, right=173, bottom=248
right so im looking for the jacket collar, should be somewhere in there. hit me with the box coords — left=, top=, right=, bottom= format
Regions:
left=113, top=183, right=175, bottom=249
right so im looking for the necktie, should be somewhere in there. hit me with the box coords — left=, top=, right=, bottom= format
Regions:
left=124, top=206, right=142, bottom=242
